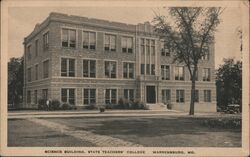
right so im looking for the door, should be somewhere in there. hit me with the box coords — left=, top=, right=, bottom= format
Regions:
left=146, top=86, right=156, bottom=103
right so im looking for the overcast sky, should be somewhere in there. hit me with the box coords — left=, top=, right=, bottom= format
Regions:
left=8, top=6, right=243, bottom=68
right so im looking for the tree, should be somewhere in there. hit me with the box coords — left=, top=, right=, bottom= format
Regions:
left=8, top=56, right=23, bottom=108
left=153, top=7, right=223, bottom=115
left=216, top=58, right=242, bottom=111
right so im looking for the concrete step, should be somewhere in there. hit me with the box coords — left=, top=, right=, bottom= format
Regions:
left=147, top=103, right=167, bottom=110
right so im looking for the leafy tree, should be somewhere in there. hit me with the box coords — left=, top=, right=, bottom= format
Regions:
left=8, top=56, right=23, bottom=108
left=216, top=58, right=242, bottom=111
left=153, top=7, right=223, bottom=115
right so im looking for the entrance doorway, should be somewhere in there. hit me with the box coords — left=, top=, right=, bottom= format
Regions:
left=146, top=86, right=156, bottom=103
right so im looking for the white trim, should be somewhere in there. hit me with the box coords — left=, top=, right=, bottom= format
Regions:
left=59, top=56, right=77, bottom=77
left=60, top=87, right=77, bottom=105
left=121, top=36, right=134, bottom=54
left=104, top=88, right=118, bottom=104
left=82, top=88, right=97, bottom=105
left=60, top=27, right=78, bottom=48
left=103, top=33, right=117, bottom=52
left=121, top=61, right=135, bottom=79
left=81, top=30, right=97, bottom=51
left=103, top=59, right=118, bottom=79
left=82, top=58, right=97, bottom=78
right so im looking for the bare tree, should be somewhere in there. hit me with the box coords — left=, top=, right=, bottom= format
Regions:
left=153, top=7, right=223, bottom=115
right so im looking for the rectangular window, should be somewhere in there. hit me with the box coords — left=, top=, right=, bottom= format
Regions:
left=27, top=91, right=31, bottom=103
left=104, top=34, right=116, bottom=51
left=202, top=68, right=210, bottom=81
left=27, top=68, right=31, bottom=82
left=35, top=40, right=38, bottom=57
left=35, top=64, right=38, bottom=80
left=42, top=89, right=48, bottom=100
left=151, top=40, right=155, bottom=56
left=161, top=65, right=170, bottom=80
left=123, top=62, right=134, bottom=79
left=146, top=39, right=150, bottom=55
left=140, top=39, right=145, bottom=55
left=61, top=88, right=75, bottom=105
left=27, top=45, right=31, bottom=60
left=105, top=89, right=117, bottom=104
left=61, top=58, right=75, bottom=77
left=141, top=64, right=145, bottom=75
left=83, top=60, right=96, bottom=78
left=161, top=41, right=170, bottom=56
left=151, top=64, right=155, bottom=75
left=175, top=66, right=184, bottom=80
left=176, top=90, right=185, bottom=103
left=43, top=60, right=49, bottom=78
left=204, top=90, right=211, bottom=102
left=146, top=64, right=150, bottom=75
left=43, top=32, right=49, bottom=50
left=201, top=47, right=209, bottom=60
left=124, top=89, right=134, bottom=101
left=195, top=90, right=199, bottom=102
left=122, top=37, right=133, bottom=53
left=62, top=29, right=76, bottom=48
left=34, top=90, right=38, bottom=104
left=162, top=89, right=171, bottom=104
left=83, top=31, right=96, bottom=50
left=105, top=61, right=116, bottom=78
left=83, top=89, right=96, bottom=105
left=190, top=67, right=198, bottom=81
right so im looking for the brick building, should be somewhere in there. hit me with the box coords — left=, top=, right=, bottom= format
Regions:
left=23, top=12, right=216, bottom=112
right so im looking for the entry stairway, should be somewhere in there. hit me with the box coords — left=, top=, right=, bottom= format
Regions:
left=147, top=103, right=167, bottom=110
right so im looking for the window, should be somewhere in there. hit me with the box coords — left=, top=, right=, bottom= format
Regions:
left=43, top=60, right=49, bottom=78
left=146, top=64, right=150, bottom=75
left=34, top=90, right=38, bottom=104
left=122, top=37, right=133, bottom=53
left=42, top=89, right=48, bottom=100
left=141, top=64, right=145, bottom=75
left=62, top=29, right=76, bottom=48
left=35, top=64, right=38, bottom=80
left=61, top=88, right=75, bottom=105
left=162, top=89, right=171, bottom=104
left=190, top=67, right=198, bottom=81
left=124, top=89, right=134, bottom=101
left=105, top=61, right=116, bottom=78
left=161, top=41, right=170, bottom=56
left=201, top=47, right=209, bottom=60
left=204, top=90, right=211, bottom=102
left=61, top=58, right=75, bottom=77
left=104, top=34, right=116, bottom=51
left=27, top=68, right=31, bottom=82
left=161, top=65, right=170, bottom=80
left=151, top=40, right=155, bottom=56
left=176, top=90, right=185, bottom=103
left=123, top=62, right=134, bottom=79
left=27, top=91, right=31, bottom=103
left=151, top=64, right=155, bottom=75
left=146, top=39, right=150, bottom=55
left=27, top=45, right=31, bottom=60
left=43, top=32, right=49, bottom=50
left=83, top=60, right=96, bottom=78
left=105, top=89, right=117, bottom=104
left=35, top=40, right=38, bottom=57
left=175, top=66, right=184, bottom=80
left=140, top=39, right=145, bottom=55
left=83, top=31, right=96, bottom=50
left=194, top=90, right=199, bottom=102
left=83, top=89, right=96, bottom=105
left=202, top=68, right=210, bottom=81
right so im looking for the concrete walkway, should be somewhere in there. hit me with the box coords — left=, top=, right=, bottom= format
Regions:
left=27, top=118, right=143, bottom=147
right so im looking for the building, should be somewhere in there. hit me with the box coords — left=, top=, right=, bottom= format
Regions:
left=23, top=12, right=216, bottom=112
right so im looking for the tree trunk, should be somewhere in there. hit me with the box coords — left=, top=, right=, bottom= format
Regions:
left=189, top=68, right=197, bottom=115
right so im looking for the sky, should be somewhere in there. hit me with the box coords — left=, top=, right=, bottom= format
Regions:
left=8, top=6, right=243, bottom=68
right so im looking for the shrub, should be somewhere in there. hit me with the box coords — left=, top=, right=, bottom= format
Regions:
left=38, top=99, right=47, bottom=110
left=167, top=103, right=172, bottom=110
left=49, top=99, right=60, bottom=110
left=131, top=99, right=147, bottom=110
left=85, top=104, right=97, bottom=110
left=61, top=103, right=77, bottom=110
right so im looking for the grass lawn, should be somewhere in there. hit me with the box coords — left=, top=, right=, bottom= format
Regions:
left=47, top=115, right=241, bottom=147
left=8, top=115, right=241, bottom=147
left=8, top=119, right=95, bottom=147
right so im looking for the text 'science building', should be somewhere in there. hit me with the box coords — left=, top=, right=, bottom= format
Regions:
left=23, top=12, right=216, bottom=112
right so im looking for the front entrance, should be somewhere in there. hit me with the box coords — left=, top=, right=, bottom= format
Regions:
left=146, top=86, right=156, bottom=103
